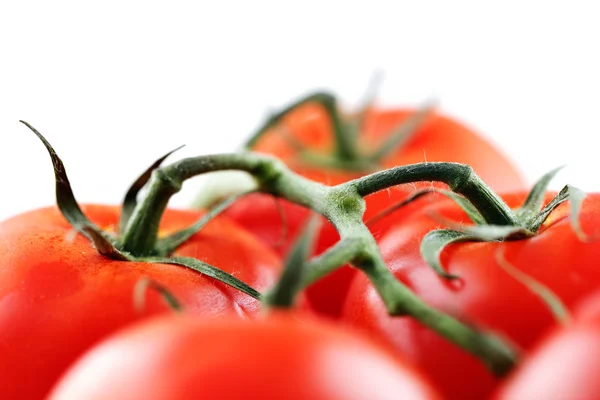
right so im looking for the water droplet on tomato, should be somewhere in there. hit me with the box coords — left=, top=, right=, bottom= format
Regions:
left=448, top=277, right=464, bottom=291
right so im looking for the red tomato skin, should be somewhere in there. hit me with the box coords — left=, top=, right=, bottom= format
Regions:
left=49, top=313, right=442, bottom=400
left=226, top=105, right=526, bottom=318
left=573, top=289, right=600, bottom=321
left=494, top=293, right=600, bottom=400
left=0, top=205, right=282, bottom=400
left=342, top=192, right=600, bottom=400
left=493, top=320, right=600, bottom=400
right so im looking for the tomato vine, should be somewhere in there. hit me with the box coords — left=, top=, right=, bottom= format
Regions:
left=21, top=118, right=582, bottom=377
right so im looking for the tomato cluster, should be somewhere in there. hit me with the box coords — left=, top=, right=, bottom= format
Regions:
left=225, top=103, right=525, bottom=317
left=2, top=93, right=598, bottom=399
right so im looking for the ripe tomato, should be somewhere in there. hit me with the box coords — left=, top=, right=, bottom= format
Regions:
left=49, top=313, right=441, bottom=400
left=342, top=192, right=600, bottom=400
left=0, top=205, right=282, bottom=400
left=225, top=103, right=526, bottom=317
left=494, top=292, right=600, bottom=399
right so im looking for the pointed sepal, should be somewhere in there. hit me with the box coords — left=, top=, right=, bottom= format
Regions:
left=427, top=210, right=532, bottom=241
left=433, top=189, right=486, bottom=225
left=21, top=120, right=129, bottom=260
left=262, top=215, right=321, bottom=308
left=527, top=185, right=581, bottom=233
left=564, top=185, right=591, bottom=242
left=119, top=145, right=184, bottom=234
left=143, top=256, right=261, bottom=300
left=516, top=166, right=565, bottom=221
left=420, top=229, right=472, bottom=279
left=244, top=91, right=337, bottom=149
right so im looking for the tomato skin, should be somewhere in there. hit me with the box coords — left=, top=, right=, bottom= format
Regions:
left=49, top=313, right=441, bottom=400
left=0, top=205, right=282, bottom=400
left=252, top=103, right=525, bottom=194
left=226, top=105, right=526, bottom=317
left=342, top=192, right=600, bottom=400
left=494, top=294, right=600, bottom=399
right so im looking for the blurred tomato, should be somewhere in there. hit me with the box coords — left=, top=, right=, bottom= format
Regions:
left=225, top=102, right=526, bottom=317
left=343, top=192, right=600, bottom=399
left=494, top=290, right=600, bottom=399
left=0, top=205, right=282, bottom=400
left=49, top=313, right=442, bottom=400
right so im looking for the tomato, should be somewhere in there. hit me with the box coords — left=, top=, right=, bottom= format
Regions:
left=0, top=205, right=282, bottom=400
left=49, top=313, right=441, bottom=400
left=342, top=192, right=600, bottom=400
left=224, top=103, right=526, bottom=317
left=494, top=292, right=600, bottom=399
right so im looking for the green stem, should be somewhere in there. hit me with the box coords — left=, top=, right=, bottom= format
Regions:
left=120, top=153, right=280, bottom=256
left=350, top=162, right=519, bottom=226
left=120, top=153, right=329, bottom=256
left=361, top=244, right=516, bottom=375
left=121, top=152, right=520, bottom=374
left=119, top=170, right=179, bottom=256
left=303, top=237, right=365, bottom=286
left=244, top=92, right=358, bottom=161
left=263, top=215, right=320, bottom=309
left=311, top=205, right=517, bottom=375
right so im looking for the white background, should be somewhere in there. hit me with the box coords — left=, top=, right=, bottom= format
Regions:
left=1, top=1, right=599, bottom=221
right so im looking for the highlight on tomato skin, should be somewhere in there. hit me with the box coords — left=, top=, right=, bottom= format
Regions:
left=223, top=102, right=527, bottom=318
left=0, top=205, right=284, bottom=400
left=48, top=313, right=443, bottom=400
left=341, top=192, right=600, bottom=400
left=493, top=292, right=600, bottom=400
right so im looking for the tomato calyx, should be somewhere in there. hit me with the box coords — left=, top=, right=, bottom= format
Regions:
left=419, top=166, right=588, bottom=279
left=22, top=120, right=262, bottom=301
left=244, top=90, right=434, bottom=172
left=118, top=144, right=185, bottom=235
left=21, top=121, right=131, bottom=261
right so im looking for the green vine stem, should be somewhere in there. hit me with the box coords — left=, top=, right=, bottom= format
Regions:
left=352, top=162, right=519, bottom=226
left=244, top=92, right=357, bottom=161
left=262, top=215, right=321, bottom=309
left=120, top=152, right=519, bottom=375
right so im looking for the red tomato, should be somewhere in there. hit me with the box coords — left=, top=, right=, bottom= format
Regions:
left=494, top=293, right=600, bottom=399
left=342, top=192, right=600, bottom=400
left=0, top=205, right=282, bottom=400
left=49, top=313, right=441, bottom=400
left=572, top=289, right=600, bottom=321
left=225, top=104, right=526, bottom=317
